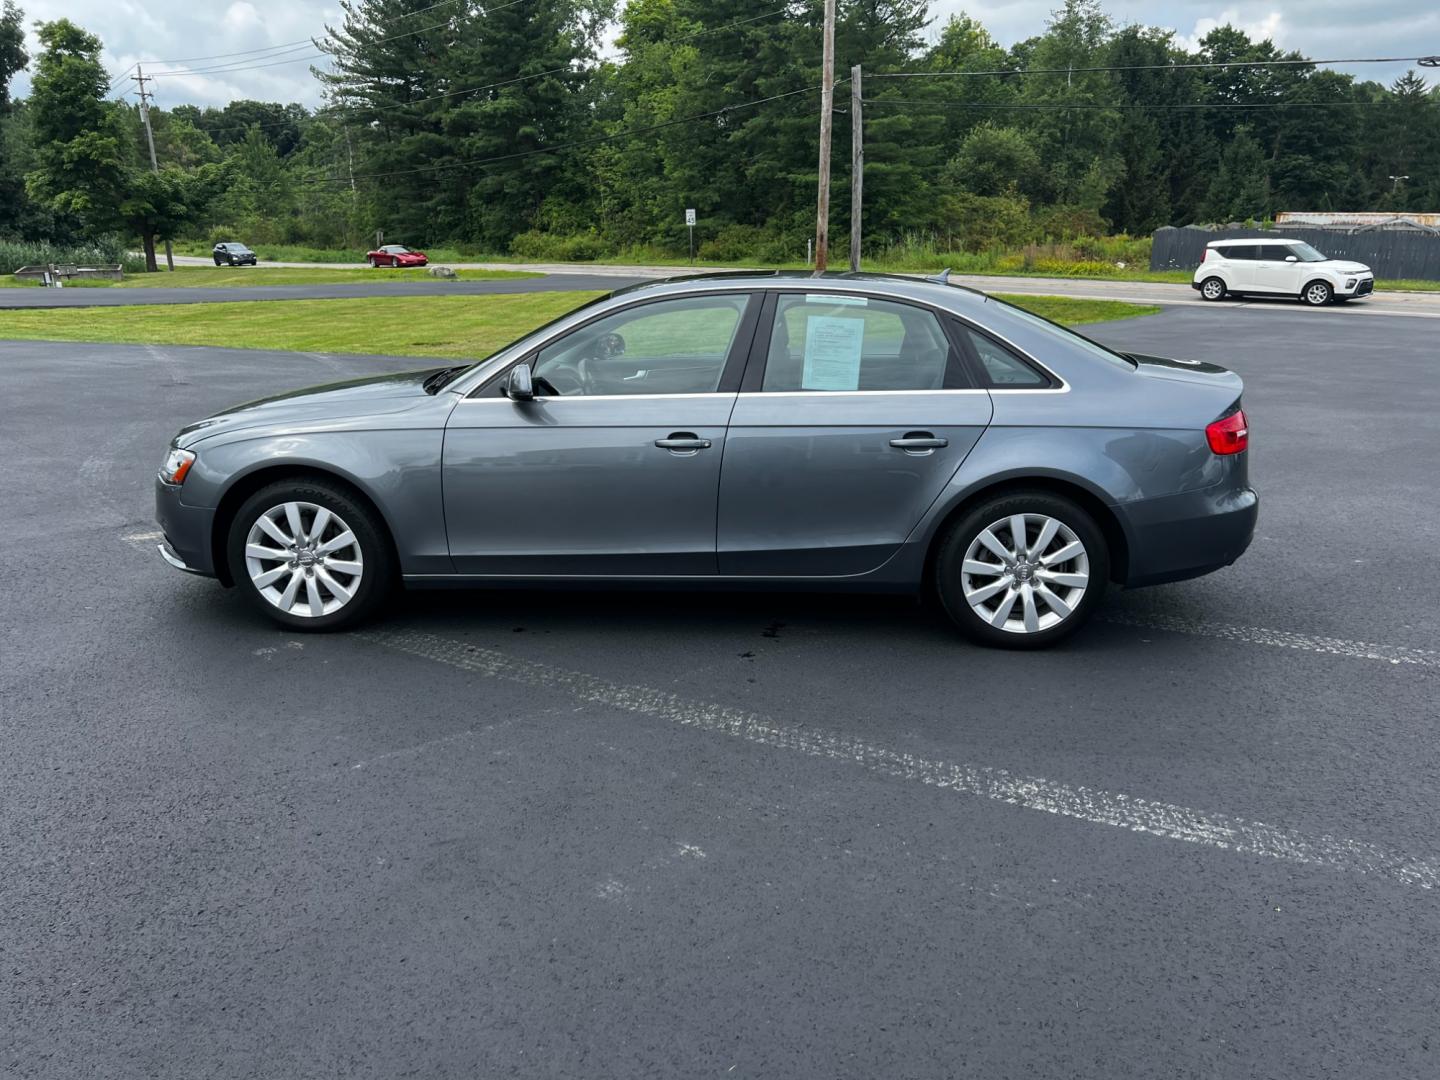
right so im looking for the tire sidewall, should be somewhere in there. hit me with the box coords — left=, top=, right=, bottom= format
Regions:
left=226, top=480, right=393, bottom=631
left=1200, top=276, right=1225, bottom=301
left=1303, top=281, right=1332, bottom=306
left=934, top=492, right=1110, bottom=649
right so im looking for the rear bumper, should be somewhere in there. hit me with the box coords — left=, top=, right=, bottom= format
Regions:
left=155, top=478, right=217, bottom=578
left=1120, top=482, right=1258, bottom=588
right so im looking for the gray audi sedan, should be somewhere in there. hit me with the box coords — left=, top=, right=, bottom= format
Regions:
left=156, top=272, right=1257, bottom=648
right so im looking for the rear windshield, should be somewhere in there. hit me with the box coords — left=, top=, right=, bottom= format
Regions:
left=983, top=296, right=1136, bottom=371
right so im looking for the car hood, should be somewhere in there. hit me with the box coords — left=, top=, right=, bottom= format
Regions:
left=1126, top=352, right=1243, bottom=393
left=1321, top=260, right=1370, bottom=274
left=174, top=368, right=448, bottom=448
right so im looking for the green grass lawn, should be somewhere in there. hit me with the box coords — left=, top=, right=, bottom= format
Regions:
left=0, top=265, right=540, bottom=289
left=0, top=291, right=1159, bottom=359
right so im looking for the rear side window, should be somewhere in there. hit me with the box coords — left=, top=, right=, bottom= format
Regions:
left=954, top=325, right=1049, bottom=387
left=1215, top=245, right=1253, bottom=260
left=761, top=294, right=966, bottom=391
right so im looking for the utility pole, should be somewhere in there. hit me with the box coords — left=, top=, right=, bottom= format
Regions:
left=132, top=66, right=175, bottom=272
left=812, top=0, right=836, bottom=272
left=849, top=64, right=862, bottom=273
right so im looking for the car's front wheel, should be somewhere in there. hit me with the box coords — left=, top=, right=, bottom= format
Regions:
left=227, top=480, right=394, bottom=631
left=368, top=256, right=378, bottom=268
left=1199, top=276, right=1226, bottom=301
left=934, top=492, right=1108, bottom=649
left=1303, top=280, right=1333, bottom=306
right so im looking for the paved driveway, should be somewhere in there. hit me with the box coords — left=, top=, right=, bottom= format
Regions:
left=3, top=308, right=1437, bottom=1078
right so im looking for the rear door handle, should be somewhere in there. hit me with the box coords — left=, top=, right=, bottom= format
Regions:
left=655, top=433, right=712, bottom=451
left=889, top=433, right=948, bottom=451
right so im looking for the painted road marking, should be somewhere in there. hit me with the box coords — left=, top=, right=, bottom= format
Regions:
left=361, top=628, right=1440, bottom=891
left=1103, top=612, right=1440, bottom=668
left=121, top=529, right=163, bottom=546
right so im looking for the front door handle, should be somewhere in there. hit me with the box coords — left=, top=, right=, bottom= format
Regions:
left=655, top=432, right=712, bottom=452
left=889, top=432, right=948, bottom=452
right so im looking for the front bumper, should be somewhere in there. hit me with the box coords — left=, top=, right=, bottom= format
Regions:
left=1341, top=277, right=1374, bottom=296
left=1121, top=483, right=1259, bottom=588
left=155, top=478, right=217, bottom=577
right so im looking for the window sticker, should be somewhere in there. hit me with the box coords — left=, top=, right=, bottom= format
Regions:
left=804, top=294, right=868, bottom=306
left=801, top=315, right=865, bottom=391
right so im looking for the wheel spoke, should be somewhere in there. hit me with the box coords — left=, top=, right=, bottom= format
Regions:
left=307, top=507, right=332, bottom=545
left=1008, top=515, right=1028, bottom=557
left=1041, top=540, right=1084, bottom=567
left=1021, top=585, right=1040, bottom=633
left=246, top=543, right=288, bottom=562
left=962, top=558, right=1004, bottom=577
left=252, top=564, right=290, bottom=588
left=316, top=530, right=355, bottom=555
left=1032, top=517, right=1060, bottom=559
left=1037, top=569, right=1088, bottom=589
left=316, top=568, right=352, bottom=603
left=257, top=515, right=293, bottom=547
left=966, top=577, right=1013, bottom=604
left=284, top=503, right=305, bottom=546
left=305, top=575, right=324, bottom=617
left=278, top=569, right=303, bottom=610
left=989, top=587, right=1018, bottom=627
left=325, top=559, right=362, bottom=577
left=1035, top=583, right=1071, bottom=619
left=977, top=528, right=1012, bottom=562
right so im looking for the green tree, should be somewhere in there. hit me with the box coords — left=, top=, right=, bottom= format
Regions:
left=0, top=0, right=29, bottom=236
left=945, top=124, right=1040, bottom=198
left=24, top=19, right=130, bottom=235
left=122, top=165, right=220, bottom=270
left=1203, top=127, right=1269, bottom=222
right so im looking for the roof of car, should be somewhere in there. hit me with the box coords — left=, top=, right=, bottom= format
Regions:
left=1208, top=237, right=1302, bottom=246
left=608, top=270, right=991, bottom=314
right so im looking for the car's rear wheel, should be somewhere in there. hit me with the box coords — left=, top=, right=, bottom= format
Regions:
left=227, top=480, right=394, bottom=631
left=934, top=492, right=1108, bottom=649
left=1199, top=276, right=1226, bottom=301
left=1303, top=281, right=1332, bottom=306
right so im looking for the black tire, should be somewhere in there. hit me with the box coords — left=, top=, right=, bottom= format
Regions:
left=226, top=479, right=395, bottom=632
left=1302, top=280, right=1332, bottom=306
left=368, top=256, right=378, bottom=268
left=933, top=491, right=1109, bottom=650
left=214, top=257, right=224, bottom=266
left=1199, top=276, right=1227, bottom=301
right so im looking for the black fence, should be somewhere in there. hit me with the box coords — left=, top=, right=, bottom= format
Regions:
left=1150, top=225, right=1440, bottom=281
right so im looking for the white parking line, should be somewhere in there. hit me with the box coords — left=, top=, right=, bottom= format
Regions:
left=1102, top=612, right=1440, bottom=668
left=121, top=529, right=163, bottom=546
left=361, top=628, right=1440, bottom=891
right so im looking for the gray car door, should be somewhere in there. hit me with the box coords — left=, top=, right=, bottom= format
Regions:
left=717, top=290, right=993, bottom=576
left=442, top=292, right=760, bottom=575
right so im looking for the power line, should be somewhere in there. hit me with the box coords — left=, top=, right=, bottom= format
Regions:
left=869, top=55, right=1440, bottom=80
left=865, top=97, right=1440, bottom=111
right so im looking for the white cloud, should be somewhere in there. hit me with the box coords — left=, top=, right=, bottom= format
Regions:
left=1173, top=7, right=1285, bottom=52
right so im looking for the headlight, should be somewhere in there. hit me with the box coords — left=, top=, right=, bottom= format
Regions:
left=159, top=447, right=196, bottom=485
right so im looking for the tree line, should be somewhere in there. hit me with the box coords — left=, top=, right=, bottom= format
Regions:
left=1, top=0, right=1438, bottom=266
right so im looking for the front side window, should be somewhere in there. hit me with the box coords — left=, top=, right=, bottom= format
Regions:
left=761, top=294, right=963, bottom=392
left=532, top=294, right=748, bottom=397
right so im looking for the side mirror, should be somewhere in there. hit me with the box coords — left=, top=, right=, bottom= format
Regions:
left=505, top=363, right=534, bottom=401
left=1284, top=255, right=1297, bottom=262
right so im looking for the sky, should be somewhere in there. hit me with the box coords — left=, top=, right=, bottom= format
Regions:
left=7, top=0, right=1437, bottom=109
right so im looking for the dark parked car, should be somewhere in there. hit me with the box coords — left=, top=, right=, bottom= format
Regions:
left=155, top=273, right=1257, bottom=648
left=367, top=244, right=428, bottom=268
left=212, top=242, right=257, bottom=266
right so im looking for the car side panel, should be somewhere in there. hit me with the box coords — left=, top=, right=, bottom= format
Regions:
left=182, top=427, right=452, bottom=575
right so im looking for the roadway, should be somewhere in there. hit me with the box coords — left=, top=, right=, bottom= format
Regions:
left=3, top=305, right=1438, bottom=1078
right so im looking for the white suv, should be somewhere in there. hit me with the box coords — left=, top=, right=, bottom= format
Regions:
left=1192, top=238, right=1374, bottom=306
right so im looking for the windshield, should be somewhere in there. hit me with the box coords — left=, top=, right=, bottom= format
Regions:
left=1289, top=242, right=1328, bottom=262
left=383, top=246, right=411, bottom=254
left=985, top=296, right=1137, bottom=370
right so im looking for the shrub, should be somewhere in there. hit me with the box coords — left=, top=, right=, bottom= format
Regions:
left=508, top=230, right=607, bottom=261
left=0, top=237, right=144, bottom=275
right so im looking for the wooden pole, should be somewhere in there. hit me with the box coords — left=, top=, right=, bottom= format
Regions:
left=849, top=64, right=862, bottom=273
left=813, top=0, right=836, bottom=272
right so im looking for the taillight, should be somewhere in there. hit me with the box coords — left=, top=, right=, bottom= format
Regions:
left=1206, top=409, right=1248, bottom=455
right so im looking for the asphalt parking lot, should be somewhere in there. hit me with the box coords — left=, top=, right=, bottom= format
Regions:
left=4, top=306, right=1438, bottom=1078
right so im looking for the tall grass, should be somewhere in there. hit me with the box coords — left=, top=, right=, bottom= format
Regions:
left=0, top=237, right=145, bottom=275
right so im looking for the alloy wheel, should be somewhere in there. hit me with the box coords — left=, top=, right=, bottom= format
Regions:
left=1305, top=282, right=1331, bottom=305
left=1201, top=278, right=1224, bottom=300
left=960, top=513, right=1090, bottom=634
left=244, top=501, right=364, bottom=618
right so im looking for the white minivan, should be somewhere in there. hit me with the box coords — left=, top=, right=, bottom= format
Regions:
left=1192, top=238, right=1374, bottom=305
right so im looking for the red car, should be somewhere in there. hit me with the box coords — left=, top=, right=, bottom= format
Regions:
left=366, top=244, right=428, bottom=268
